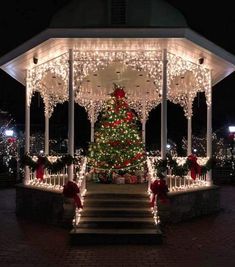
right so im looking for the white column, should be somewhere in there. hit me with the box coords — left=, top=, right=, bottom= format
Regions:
left=142, top=101, right=146, bottom=145
left=161, top=49, right=168, bottom=160
left=187, top=97, right=192, bottom=156
left=91, top=121, right=95, bottom=142
left=206, top=73, right=213, bottom=184
left=142, top=120, right=146, bottom=144
left=24, top=74, right=30, bottom=185
left=68, top=49, right=74, bottom=181
left=45, top=114, right=49, bottom=155
left=90, top=102, right=95, bottom=142
left=187, top=116, right=192, bottom=155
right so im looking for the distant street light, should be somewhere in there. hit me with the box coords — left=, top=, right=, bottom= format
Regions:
left=4, top=129, right=14, bottom=137
left=229, top=126, right=235, bottom=133
left=166, top=144, right=171, bottom=149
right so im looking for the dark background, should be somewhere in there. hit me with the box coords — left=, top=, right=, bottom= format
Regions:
left=0, top=0, right=235, bottom=150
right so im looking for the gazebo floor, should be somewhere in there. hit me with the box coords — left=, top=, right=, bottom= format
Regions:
left=86, top=180, right=148, bottom=195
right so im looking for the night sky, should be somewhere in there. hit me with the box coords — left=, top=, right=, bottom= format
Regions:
left=0, top=0, right=235, bottom=149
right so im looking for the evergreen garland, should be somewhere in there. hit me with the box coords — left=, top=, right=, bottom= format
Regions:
left=154, top=154, right=213, bottom=178
left=22, top=154, right=79, bottom=174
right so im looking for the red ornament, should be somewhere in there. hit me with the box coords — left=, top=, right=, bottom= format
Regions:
left=114, top=120, right=122, bottom=125
left=109, top=140, right=120, bottom=146
left=123, top=160, right=131, bottom=166
left=126, top=111, right=133, bottom=121
left=113, top=88, right=126, bottom=99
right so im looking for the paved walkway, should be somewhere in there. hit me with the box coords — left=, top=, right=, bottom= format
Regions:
left=0, top=186, right=234, bottom=267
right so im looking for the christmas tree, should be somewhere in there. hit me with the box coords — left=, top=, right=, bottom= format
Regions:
left=88, top=84, right=146, bottom=181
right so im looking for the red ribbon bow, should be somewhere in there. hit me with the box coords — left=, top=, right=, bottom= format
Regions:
left=36, top=156, right=45, bottom=180
left=63, top=181, right=83, bottom=209
left=188, top=154, right=201, bottom=180
left=150, top=179, right=169, bottom=207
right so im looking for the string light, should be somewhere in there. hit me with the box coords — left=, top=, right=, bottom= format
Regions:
left=26, top=48, right=210, bottom=121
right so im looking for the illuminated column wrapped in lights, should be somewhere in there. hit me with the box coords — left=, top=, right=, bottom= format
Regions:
left=24, top=70, right=32, bottom=185
left=142, top=100, right=146, bottom=144
left=161, top=49, right=168, bottom=160
left=206, top=70, right=213, bottom=185
left=187, top=92, right=193, bottom=156
left=68, top=49, right=74, bottom=181
left=45, top=114, right=49, bottom=155
left=90, top=102, right=95, bottom=142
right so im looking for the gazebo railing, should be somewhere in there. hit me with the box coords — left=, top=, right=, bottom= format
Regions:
left=27, top=156, right=87, bottom=192
left=147, top=156, right=209, bottom=193
left=28, top=165, right=68, bottom=190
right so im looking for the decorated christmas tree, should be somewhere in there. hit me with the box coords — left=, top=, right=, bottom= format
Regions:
left=88, top=84, right=146, bottom=182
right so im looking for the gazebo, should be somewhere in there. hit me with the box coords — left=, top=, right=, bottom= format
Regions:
left=1, top=0, right=235, bottom=236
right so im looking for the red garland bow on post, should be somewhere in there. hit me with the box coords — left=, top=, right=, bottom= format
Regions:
left=36, top=156, right=45, bottom=180
left=63, top=181, right=83, bottom=209
left=150, top=179, right=169, bottom=207
left=187, top=154, right=201, bottom=180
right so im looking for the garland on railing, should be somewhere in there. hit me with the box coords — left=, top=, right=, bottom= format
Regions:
left=154, top=154, right=213, bottom=178
left=22, top=154, right=81, bottom=174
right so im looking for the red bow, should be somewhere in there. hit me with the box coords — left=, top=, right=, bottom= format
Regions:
left=150, top=179, right=169, bottom=207
left=36, top=156, right=45, bottom=180
left=188, top=154, right=201, bottom=180
left=63, top=181, right=83, bottom=209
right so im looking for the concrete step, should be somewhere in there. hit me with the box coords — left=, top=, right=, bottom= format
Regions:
left=80, top=207, right=153, bottom=217
left=70, top=188, right=161, bottom=245
left=70, top=227, right=162, bottom=245
left=83, top=198, right=150, bottom=208
left=78, top=217, right=156, bottom=229
left=85, top=192, right=149, bottom=199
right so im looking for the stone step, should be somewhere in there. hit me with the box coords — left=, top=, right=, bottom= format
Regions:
left=83, top=198, right=150, bottom=208
left=80, top=207, right=153, bottom=217
left=70, top=187, right=161, bottom=245
left=78, top=217, right=156, bottom=229
left=70, top=227, right=162, bottom=245
left=85, top=192, right=149, bottom=199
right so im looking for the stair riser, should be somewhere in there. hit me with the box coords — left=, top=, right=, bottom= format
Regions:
left=70, top=233, right=162, bottom=245
left=84, top=202, right=150, bottom=208
left=81, top=210, right=152, bottom=217
left=85, top=194, right=148, bottom=199
left=78, top=221, right=156, bottom=229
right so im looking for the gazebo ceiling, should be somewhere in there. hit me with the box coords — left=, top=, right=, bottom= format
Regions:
left=77, top=62, right=158, bottom=101
left=1, top=31, right=235, bottom=87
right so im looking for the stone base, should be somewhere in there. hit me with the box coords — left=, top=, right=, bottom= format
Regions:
left=16, top=184, right=220, bottom=228
left=15, top=184, right=75, bottom=227
left=158, top=185, right=220, bottom=224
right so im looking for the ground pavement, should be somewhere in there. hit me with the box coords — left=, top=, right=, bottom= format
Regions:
left=0, top=185, right=234, bottom=267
